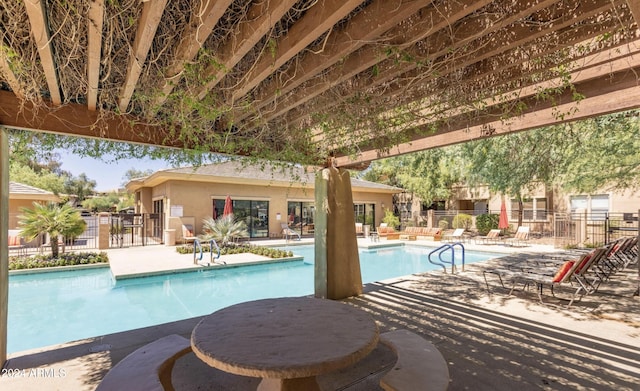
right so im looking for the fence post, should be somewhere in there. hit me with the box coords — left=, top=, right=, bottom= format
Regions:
left=97, top=212, right=111, bottom=250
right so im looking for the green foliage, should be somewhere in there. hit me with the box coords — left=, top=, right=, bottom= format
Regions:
left=201, top=215, right=249, bottom=245
left=452, top=213, right=472, bottom=229
left=438, top=219, right=449, bottom=230
left=18, top=202, right=87, bottom=257
left=366, top=111, right=640, bottom=223
left=9, top=161, right=66, bottom=194
left=82, top=192, right=122, bottom=212
left=364, top=150, right=462, bottom=205
left=382, top=209, right=400, bottom=229
left=175, top=243, right=293, bottom=259
left=9, top=252, right=108, bottom=270
left=476, top=214, right=498, bottom=235
left=64, top=173, right=97, bottom=201
left=554, top=112, right=640, bottom=192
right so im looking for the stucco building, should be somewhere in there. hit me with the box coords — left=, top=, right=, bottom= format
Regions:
left=126, top=161, right=401, bottom=242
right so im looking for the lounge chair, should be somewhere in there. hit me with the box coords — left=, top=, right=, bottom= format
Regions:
left=181, top=224, right=196, bottom=244
left=443, top=228, right=467, bottom=243
left=281, top=223, right=300, bottom=241
left=487, top=247, right=608, bottom=306
left=377, top=223, right=399, bottom=240
left=503, top=226, right=530, bottom=247
left=8, top=233, right=26, bottom=255
left=475, top=229, right=501, bottom=244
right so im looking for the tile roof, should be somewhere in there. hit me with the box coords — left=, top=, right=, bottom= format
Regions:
left=154, top=160, right=401, bottom=192
left=9, top=181, right=56, bottom=196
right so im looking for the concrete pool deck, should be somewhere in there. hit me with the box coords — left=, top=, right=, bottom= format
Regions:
left=106, top=237, right=559, bottom=279
left=3, top=240, right=639, bottom=390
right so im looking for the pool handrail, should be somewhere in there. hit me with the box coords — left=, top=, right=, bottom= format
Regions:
left=193, top=238, right=223, bottom=265
left=427, top=243, right=465, bottom=273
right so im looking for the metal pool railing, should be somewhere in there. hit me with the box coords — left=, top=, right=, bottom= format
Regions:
left=427, top=243, right=465, bottom=274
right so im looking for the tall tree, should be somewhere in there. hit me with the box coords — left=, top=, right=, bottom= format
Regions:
left=9, top=161, right=66, bottom=195
left=555, top=112, right=640, bottom=192
left=64, top=173, right=97, bottom=202
left=461, top=129, right=564, bottom=225
left=122, top=168, right=155, bottom=186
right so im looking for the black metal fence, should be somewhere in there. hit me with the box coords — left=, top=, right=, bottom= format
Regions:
left=109, top=213, right=164, bottom=248
left=8, top=213, right=164, bottom=256
left=427, top=210, right=639, bottom=247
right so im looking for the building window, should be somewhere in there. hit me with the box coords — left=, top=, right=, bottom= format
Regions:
left=353, top=203, right=376, bottom=226
left=511, top=198, right=548, bottom=221
left=570, top=195, right=588, bottom=213
left=570, top=194, right=608, bottom=219
left=287, top=201, right=315, bottom=235
left=212, top=199, right=269, bottom=238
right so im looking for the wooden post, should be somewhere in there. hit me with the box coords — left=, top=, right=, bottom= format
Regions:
left=1, top=127, right=9, bottom=365
left=314, top=167, right=362, bottom=299
left=635, top=209, right=639, bottom=296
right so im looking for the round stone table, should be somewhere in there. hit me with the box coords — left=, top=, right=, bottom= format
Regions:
left=191, top=297, right=379, bottom=391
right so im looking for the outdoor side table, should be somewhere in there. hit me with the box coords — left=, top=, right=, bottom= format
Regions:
left=191, top=297, right=379, bottom=391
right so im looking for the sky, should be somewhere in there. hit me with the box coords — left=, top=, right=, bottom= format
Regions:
left=56, top=151, right=171, bottom=191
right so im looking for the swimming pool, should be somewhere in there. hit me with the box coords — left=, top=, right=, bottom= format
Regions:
left=8, top=244, right=501, bottom=353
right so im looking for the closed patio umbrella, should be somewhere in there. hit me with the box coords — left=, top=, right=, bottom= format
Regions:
left=498, top=200, right=509, bottom=230
left=223, top=195, right=233, bottom=217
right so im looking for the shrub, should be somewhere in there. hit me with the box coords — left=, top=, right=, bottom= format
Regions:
left=476, top=214, right=499, bottom=235
left=382, top=209, right=400, bottom=229
left=176, top=243, right=293, bottom=259
left=8, top=252, right=108, bottom=270
left=452, top=213, right=472, bottom=230
left=438, top=220, right=449, bottom=230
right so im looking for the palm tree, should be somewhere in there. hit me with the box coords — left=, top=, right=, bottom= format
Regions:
left=201, top=214, right=249, bottom=246
left=18, top=202, right=87, bottom=257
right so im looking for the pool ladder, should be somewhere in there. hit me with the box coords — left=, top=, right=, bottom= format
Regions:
left=193, top=238, right=223, bottom=266
left=427, top=243, right=465, bottom=274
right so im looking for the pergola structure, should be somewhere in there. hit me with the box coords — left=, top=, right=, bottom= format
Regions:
left=1, top=0, right=639, bottom=365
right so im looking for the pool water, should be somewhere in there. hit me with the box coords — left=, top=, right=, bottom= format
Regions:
left=8, top=244, right=501, bottom=353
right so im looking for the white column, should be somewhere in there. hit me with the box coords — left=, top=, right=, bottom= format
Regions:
left=314, top=167, right=362, bottom=299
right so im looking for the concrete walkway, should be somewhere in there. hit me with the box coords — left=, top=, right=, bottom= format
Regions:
left=2, top=241, right=639, bottom=390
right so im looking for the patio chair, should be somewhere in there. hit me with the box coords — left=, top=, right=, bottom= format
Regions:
left=505, top=247, right=608, bottom=306
left=443, top=228, right=467, bottom=243
left=475, top=229, right=501, bottom=245
left=281, top=223, right=300, bottom=241
left=503, top=226, right=530, bottom=247
left=181, top=224, right=196, bottom=244
left=8, top=233, right=26, bottom=255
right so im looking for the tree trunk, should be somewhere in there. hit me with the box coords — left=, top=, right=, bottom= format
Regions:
left=51, top=236, right=59, bottom=258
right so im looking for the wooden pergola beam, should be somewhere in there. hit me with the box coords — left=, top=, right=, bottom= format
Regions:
left=195, top=0, right=297, bottom=100
left=0, top=90, right=175, bottom=147
left=334, top=69, right=640, bottom=167
left=251, top=0, right=562, bottom=125
left=87, top=0, right=104, bottom=111
left=154, top=0, right=234, bottom=107
left=118, top=0, right=169, bottom=112
left=228, top=0, right=365, bottom=105
left=281, top=0, right=619, bottom=128
left=241, top=0, right=492, bottom=126
left=24, top=0, right=61, bottom=105
left=627, top=0, right=640, bottom=25
left=362, top=44, right=640, bottom=141
left=233, top=0, right=438, bottom=122
left=305, top=6, right=630, bottom=134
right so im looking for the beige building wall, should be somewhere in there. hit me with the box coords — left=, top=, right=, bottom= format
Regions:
left=8, top=199, right=33, bottom=229
left=138, top=178, right=395, bottom=243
